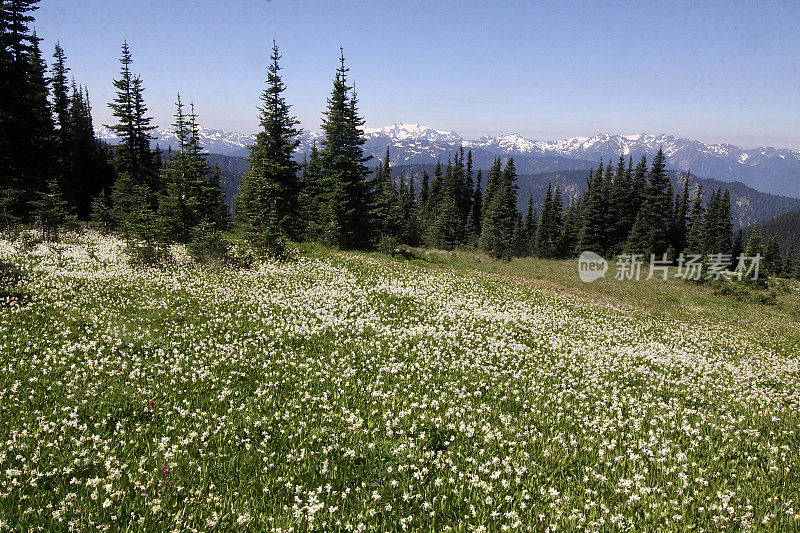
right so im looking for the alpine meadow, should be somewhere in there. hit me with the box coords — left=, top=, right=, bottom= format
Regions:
left=1, top=1, right=799, bottom=532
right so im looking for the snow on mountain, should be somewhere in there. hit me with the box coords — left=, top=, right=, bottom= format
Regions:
left=95, top=122, right=800, bottom=197
left=363, top=123, right=463, bottom=144
left=96, top=124, right=257, bottom=157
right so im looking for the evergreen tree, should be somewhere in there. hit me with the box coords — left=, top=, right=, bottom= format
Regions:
left=608, top=155, right=634, bottom=253
left=782, top=239, right=796, bottom=278
left=578, top=163, right=607, bottom=254
left=560, top=199, right=580, bottom=258
left=524, top=193, right=537, bottom=255
left=202, top=164, right=230, bottom=232
left=535, top=182, right=564, bottom=259
left=1, top=0, right=57, bottom=218
left=68, top=84, right=113, bottom=219
left=630, top=155, right=648, bottom=216
left=716, top=188, right=733, bottom=254
left=472, top=168, right=483, bottom=239
left=480, top=158, right=518, bottom=257
left=763, top=235, right=782, bottom=276
left=299, top=143, right=324, bottom=239
left=743, top=227, right=764, bottom=282
left=731, top=229, right=744, bottom=261
left=429, top=154, right=461, bottom=249
left=156, top=95, right=206, bottom=243
left=418, top=170, right=429, bottom=207
left=684, top=184, right=705, bottom=255
left=235, top=41, right=301, bottom=242
left=701, top=188, right=721, bottom=254
left=672, top=173, right=691, bottom=255
left=629, top=149, right=672, bottom=255
left=371, top=146, right=405, bottom=243
left=51, top=42, right=70, bottom=158
left=479, top=158, right=502, bottom=244
left=317, top=49, right=372, bottom=247
left=106, top=41, right=156, bottom=190
left=31, top=179, right=74, bottom=241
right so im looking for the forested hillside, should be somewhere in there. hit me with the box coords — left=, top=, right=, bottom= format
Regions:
left=741, top=208, right=800, bottom=257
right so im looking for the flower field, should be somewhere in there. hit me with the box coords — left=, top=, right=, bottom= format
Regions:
left=0, top=232, right=798, bottom=531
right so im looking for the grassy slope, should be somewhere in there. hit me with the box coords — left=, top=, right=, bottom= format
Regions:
left=1, top=234, right=798, bottom=531
left=347, top=246, right=800, bottom=350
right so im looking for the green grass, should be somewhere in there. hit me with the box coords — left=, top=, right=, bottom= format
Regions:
left=361, top=246, right=800, bottom=349
left=0, top=232, right=798, bottom=531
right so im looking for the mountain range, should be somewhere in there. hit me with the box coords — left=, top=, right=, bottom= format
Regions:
left=95, top=122, right=800, bottom=198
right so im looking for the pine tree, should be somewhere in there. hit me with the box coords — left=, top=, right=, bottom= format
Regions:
left=672, top=172, right=691, bottom=255
left=429, top=154, right=462, bottom=249
left=535, top=182, right=564, bottom=259
left=763, top=235, right=781, bottom=276
left=534, top=183, right=553, bottom=257
left=716, top=188, right=733, bottom=254
left=578, top=162, right=607, bottom=254
left=157, top=97, right=211, bottom=243
left=31, top=179, right=74, bottom=241
left=51, top=42, right=70, bottom=159
left=480, top=158, right=518, bottom=257
left=68, top=85, right=114, bottom=219
left=317, top=49, right=372, bottom=247
left=418, top=170, right=429, bottom=207
left=782, top=239, right=796, bottom=278
left=106, top=41, right=156, bottom=190
left=235, top=41, right=301, bottom=243
left=560, top=199, right=580, bottom=258
left=743, top=227, right=764, bottom=282
left=701, top=188, right=721, bottom=254
left=608, top=155, right=633, bottom=253
left=634, top=148, right=673, bottom=255
left=472, top=168, right=483, bottom=238
left=684, top=184, right=705, bottom=255
left=202, top=164, right=229, bottom=231
left=731, top=229, right=744, bottom=261
left=371, top=146, right=399, bottom=241
left=298, top=143, right=324, bottom=239
left=630, top=155, right=648, bottom=216
left=524, top=193, right=537, bottom=255
left=1, top=0, right=55, bottom=219
left=478, top=158, right=502, bottom=247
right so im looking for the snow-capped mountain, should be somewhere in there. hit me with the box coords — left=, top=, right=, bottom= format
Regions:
left=95, top=124, right=257, bottom=158
left=95, top=123, right=800, bottom=198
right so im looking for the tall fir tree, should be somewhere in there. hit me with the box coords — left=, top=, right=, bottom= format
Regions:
left=317, top=48, right=372, bottom=247
left=235, top=41, right=301, bottom=243
left=672, top=172, right=691, bottom=256
left=627, top=148, right=672, bottom=255
left=1, top=0, right=57, bottom=218
left=106, top=41, right=156, bottom=190
left=762, top=235, right=782, bottom=276
left=535, top=182, right=564, bottom=259
left=480, top=158, right=518, bottom=258
left=684, top=183, right=705, bottom=255
left=578, top=163, right=607, bottom=254
left=157, top=97, right=210, bottom=243
left=299, top=143, right=325, bottom=239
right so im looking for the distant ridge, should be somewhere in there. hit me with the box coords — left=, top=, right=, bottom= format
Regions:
left=97, top=122, right=800, bottom=197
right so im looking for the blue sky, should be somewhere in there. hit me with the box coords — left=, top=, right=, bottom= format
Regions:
left=33, top=0, right=800, bottom=149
